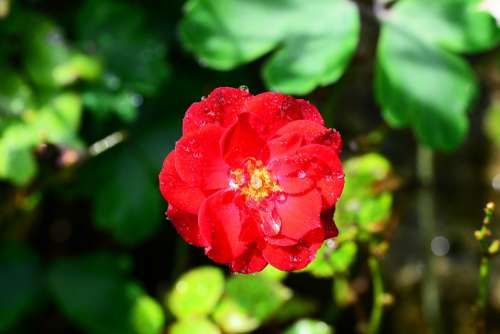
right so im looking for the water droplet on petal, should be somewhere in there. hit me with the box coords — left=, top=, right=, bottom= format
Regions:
left=201, top=95, right=206, bottom=101
left=259, top=209, right=282, bottom=237
left=277, top=193, right=287, bottom=203
left=297, top=170, right=306, bottom=179
left=193, top=152, right=202, bottom=159
left=239, top=85, right=249, bottom=92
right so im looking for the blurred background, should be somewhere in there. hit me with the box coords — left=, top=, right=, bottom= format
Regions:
left=1, top=0, right=500, bottom=333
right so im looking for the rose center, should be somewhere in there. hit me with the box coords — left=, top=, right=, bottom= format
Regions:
left=229, top=159, right=281, bottom=202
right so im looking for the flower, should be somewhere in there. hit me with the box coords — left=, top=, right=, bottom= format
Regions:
left=159, top=87, right=344, bottom=273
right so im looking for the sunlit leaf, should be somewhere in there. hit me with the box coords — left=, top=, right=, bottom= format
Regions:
left=48, top=253, right=164, bottom=334
left=0, top=67, right=31, bottom=117
left=167, top=266, right=224, bottom=319
left=213, top=275, right=291, bottom=333
left=180, top=0, right=359, bottom=94
left=0, top=242, right=42, bottom=332
left=375, top=0, right=500, bottom=150
left=284, top=319, right=333, bottom=334
left=305, top=241, right=357, bottom=278
left=484, top=101, right=500, bottom=147
left=170, top=318, right=221, bottom=334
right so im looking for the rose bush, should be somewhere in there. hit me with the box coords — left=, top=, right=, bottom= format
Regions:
left=159, top=87, right=344, bottom=273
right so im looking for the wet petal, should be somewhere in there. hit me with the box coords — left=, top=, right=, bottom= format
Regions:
left=167, top=205, right=207, bottom=247
left=221, top=113, right=269, bottom=167
left=276, top=189, right=322, bottom=240
left=175, top=125, right=229, bottom=190
left=297, top=145, right=344, bottom=208
left=183, top=87, right=251, bottom=134
left=263, top=229, right=324, bottom=271
left=199, top=191, right=247, bottom=264
left=242, top=92, right=324, bottom=137
left=274, top=120, right=342, bottom=153
left=159, top=151, right=205, bottom=214
left=230, top=244, right=267, bottom=274
left=321, top=207, right=339, bottom=239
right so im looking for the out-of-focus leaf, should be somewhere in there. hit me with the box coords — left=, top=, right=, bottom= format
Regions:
left=375, top=0, right=500, bottom=150
left=0, top=242, right=42, bottom=332
left=93, top=150, right=163, bottom=244
left=30, top=92, right=82, bottom=145
left=273, top=297, right=317, bottom=323
left=0, top=68, right=31, bottom=117
left=82, top=89, right=140, bottom=122
left=213, top=275, right=291, bottom=333
left=167, top=266, right=224, bottom=319
left=484, top=101, right=500, bottom=147
left=332, top=277, right=355, bottom=307
left=77, top=0, right=168, bottom=96
left=48, top=253, right=164, bottom=334
left=24, top=15, right=100, bottom=88
left=170, top=319, right=221, bottom=334
left=0, top=122, right=37, bottom=185
left=284, top=319, right=333, bottom=334
left=334, top=154, right=393, bottom=241
left=305, top=241, right=357, bottom=278
left=256, top=265, right=288, bottom=281
left=0, top=0, right=10, bottom=18
left=180, top=0, right=359, bottom=95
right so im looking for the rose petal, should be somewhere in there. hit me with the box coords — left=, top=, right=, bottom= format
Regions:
left=230, top=244, right=267, bottom=274
left=159, top=151, right=206, bottom=214
left=267, top=131, right=303, bottom=158
left=175, top=124, right=229, bottom=190
left=321, top=207, right=339, bottom=239
left=274, top=120, right=342, bottom=153
left=276, top=189, right=322, bottom=240
left=199, top=191, right=248, bottom=264
left=297, top=145, right=344, bottom=208
left=242, top=92, right=325, bottom=137
left=263, top=229, right=324, bottom=271
left=183, top=87, right=251, bottom=134
left=167, top=205, right=207, bottom=247
left=221, top=113, right=269, bottom=167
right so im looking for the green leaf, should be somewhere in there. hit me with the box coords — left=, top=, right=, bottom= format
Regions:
left=77, top=0, right=168, bottom=96
left=305, top=241, right=357, bottom=278
left=484, top=101, right=500, bottom=147
left=82, top=89, right=140, bottom=123
left=0, top=242, right=42, bottom=332
left=334, top=154, right=393, bottom=240
left=167, top=266, right=224, bottom=319
left=170, top=319, right=221, bottom=334
left=213, top=275, right=291, bottom=333
left=48, top=253, right=164, bottom=334
left=284, top=319, right=333, bottom=334
left=375, top=0, right=500, bottom=150
left=0, top=122, right=37, bottom=185
left=180, top=0, right=359, bottom=95
left=93, top=150, right=163, bottom=244
left=332, top=277, right=355, bottom=307
left=0, top=68, right=31, bottom=117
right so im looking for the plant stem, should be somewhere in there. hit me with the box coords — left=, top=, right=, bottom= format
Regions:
left=368, top=256, right=384, bottom=334
left=478, top=256, right=491, bottom=311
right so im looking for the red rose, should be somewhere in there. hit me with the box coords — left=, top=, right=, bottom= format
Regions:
left=159, top=87, right=344, bottom=273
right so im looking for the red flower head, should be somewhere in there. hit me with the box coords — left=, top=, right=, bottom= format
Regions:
left=159, top=87, right=344, bottom=273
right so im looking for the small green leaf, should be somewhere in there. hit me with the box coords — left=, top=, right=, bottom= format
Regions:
left=375, top=0, right=500, bottom=150
left=484, top=101, right=500, bottom=147
left=0, top=242, right=42, bottom=332
left=167, top=266, right=224, bottom=319
left=170, top=319, right=221, bottom=334
left=332, top=277, right=355, bottom=307
left=213, top=275, right=291, bottom=333
left=48, top=253, right=164, bottom=334
left=334, top=154, right=393, bottom=240
left=0, top=68, right=31, bottom=117
left=284, top=319, right=333, bottom=334
left=305, top=241, right=357, bottom=278
left=180, top=0, right=359, bottom=95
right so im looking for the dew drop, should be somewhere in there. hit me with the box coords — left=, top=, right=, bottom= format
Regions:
left=193, top=152, right=202, bottom=159
left=259, top=209, right=282, bottom=237
left=239, top=85, right=250, bottom=92
left=297, top=170, right=307, bottom=179
left=277, top=193, right=287, bottom=203
left=201, top=95, right=206, bottom=101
